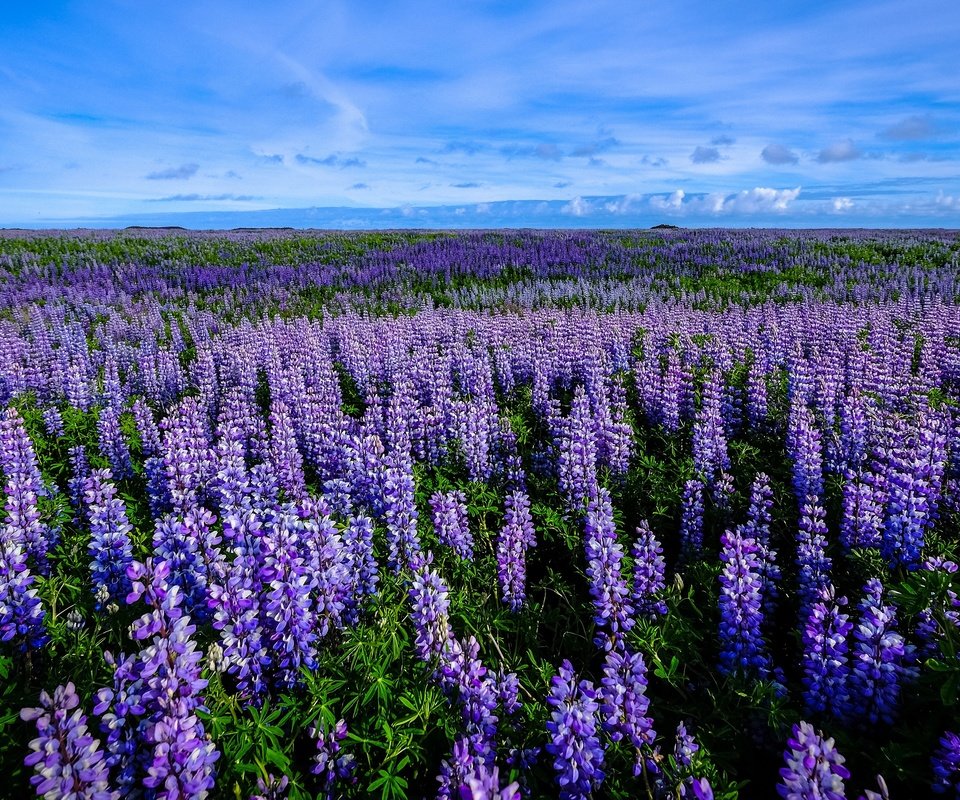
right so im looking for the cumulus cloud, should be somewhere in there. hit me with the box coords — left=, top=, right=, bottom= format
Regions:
left=879, top=114, right=938, bottom=141
left=690, top=146, right=721, bottom=164
left=553, top=181, right=572, bottom=188
left=817, top=139, right=861, bottom=163
left=711, top=134, right=735, bottom=146
left=650, top=189, right=685, bottom=210
left=832, top=197, right=854, bottom=211
left=295, top=153, right=366, bottom=168
left=561, top=196, right=592, bottom=216
left=721, top=186, right=801, bottom=212
left=761, top=143, right=799, bottom=165
left=146, top=163, right=199, bottom=180
left=639, top=155, right=667, bottom=167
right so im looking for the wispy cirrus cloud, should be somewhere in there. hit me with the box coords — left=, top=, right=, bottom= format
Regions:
left=294, top=153, right=366, bottom=168
left=145, top=163, right=199, bottom=180
left=147, top=193, right=260, bottom=202
left=817, top=140, right=861, bottom=163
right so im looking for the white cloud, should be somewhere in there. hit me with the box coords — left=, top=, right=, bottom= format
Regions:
left=716, top=186, right=801, bottom=213
left=650, top=189, right=685, bottom=210
left=561, top=196, right=592, bottom=216
left=833, top=196, right=854, bottom=211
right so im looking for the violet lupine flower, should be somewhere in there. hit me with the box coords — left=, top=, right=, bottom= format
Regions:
left=249, top=774, right=289, bottom=800
left=68, top=445, right=91, bottom=521
left=208, top=567, right=267, bottom=699
left=545, top=659, right=605, bottom=800
left=881, top=407, right=948, bottom=570
left=555, top=386, right=599, bottom=512
left=691, top=369, right=729, bottom=486
left=777, top=721, right=850, bottom=800
left=310, top=718, right=355, bottom=798
left=796, top=496, right=832, bottom=614
left=437, top=634, right=501, bottom=761
left=788, top=402, right=824, bottom=504
left=840, top=468, right=885, bottom=551
left=431, top=490, right=474, bottom=561
left=41, top=406, right=65, bottom=439
left=679, top=478, right=705, bottom=562
left=458, top=763, right=521, bottom=800
left=409, top=558, right=454, bottom=662
left=1, top=406, right=56, bottom=574
left=497, top=490, right=536, bottom=611
left=674, top=721, right=699, bottom=770
left=743, top=473, right=780, bottom=602
left=152, top=507, right=224, bottom=622
left=382, top=460, right=422, bottom=572
left=801, top=586, right=853, bottom=719
left=258, top=508, right=319, bottom=688
left=0, top=535, right=47, bottom=649
left=717, top=528, right=770, bottom=680
left=97, top=403, right=133, bottom=481
left=598, top=645, right=656, bottom=776
left=631, top=520, right=668, bottom=618
left=931, top=730, right=960, bottom=797
left=84, top=468, right=134, bottom=607
left=124, top=559, right=220, bottom=798
left=20, top=681, right=117, bottom=800
left=849, top=578, right=917, bottom=726
left=268, top=395, right=307, bottom=502
left=343, top=513, right=379, bottom=605
left=583, top=488, right=634, bottom=647
left=93, top=651, right=144, bottom=795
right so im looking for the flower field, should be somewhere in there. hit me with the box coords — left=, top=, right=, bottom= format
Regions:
left=2, top=227, right=960, bottom=799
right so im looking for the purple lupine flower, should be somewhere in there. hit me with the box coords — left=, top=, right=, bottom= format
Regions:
left=458, top=762, right=521, bottom=800
left=801, top=586, right=853, bottom=719
left=409, top=558, right=454, bottom=662
left=674, top=721, right=699, bottom=769
left=152, top=507, right=224, bottom=622
left=679, top=478, right=705, bottom=562
left=437, top=634, right=501, bottom=761
left=598, top=645, right=655, bottom=776
left=849, top=578, right=917, bottom=726
left=84, top=468, right=134, bottom=607
left=631, top=520, right=668, bottom=618
left=497, top=490, right=536, bottom=611
left=777, top=721, right=850, bottom=800
left=20, top=681, right=117, bottom=800
left=343, top=513, right=379, bottom=605
left=382, top=459, right=422, bottom=572
left=881, top=407, right=948, bottom=570
left=840, top=468, right=885, bottom=551
left=931, top=730, right=960, bottom=797
left=742, top=473, right=779, bottom=600
left=41, top=406, right=65, bottom=439
left=788, top=402, right=824, bottom=504
left=249, top=774, right=289, bottom=800
left=545, top=659, right=605, bottom=800
left=208, top=566, right=267, bottom=699
left=717, top=528, right=770, bottom=679
left=97, top=403, right=133, bottom=481
left=431, top=490, right=474, bottom=561
left=258, top=507, right=318, bottom=687
left=93, top=651, right=144, bottom=796
left=1, top=407, right=56, bottom=574
left=68, top=445, right=91, bottom=521
left=583, top=488, right=634, bottom=647
left=0, top=534, right=47, bottom=649
left=124, top=559, right=220, bottom=797
left=268, top=395, right=307, bottom=502
left=555, top=386, right=599, bottom=512
left=796, top=496, right=832, bottom=614
left=691, top=369, right=729, bottom=486
left=310, top=718, right=355, bottom=798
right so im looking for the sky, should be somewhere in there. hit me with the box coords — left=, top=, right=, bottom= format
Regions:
left=1, top=0, right=958, bottom=229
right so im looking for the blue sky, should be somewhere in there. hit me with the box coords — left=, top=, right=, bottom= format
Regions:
left=1, top=0, right=958, bottom=228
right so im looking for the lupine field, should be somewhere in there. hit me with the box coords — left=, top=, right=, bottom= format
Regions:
left=3, top=227, right=960, bottom=800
